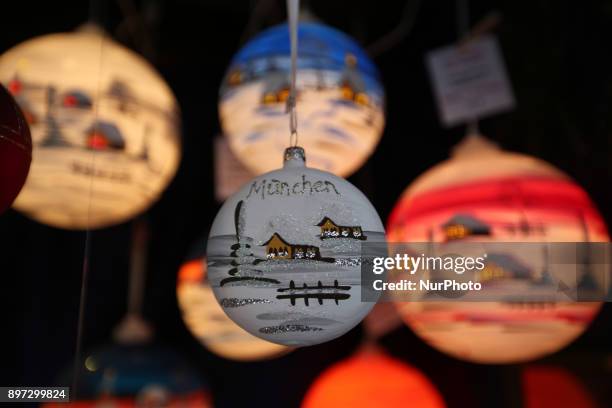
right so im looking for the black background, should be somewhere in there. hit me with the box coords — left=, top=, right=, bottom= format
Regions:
left=1, top=0, right=611, bottom=407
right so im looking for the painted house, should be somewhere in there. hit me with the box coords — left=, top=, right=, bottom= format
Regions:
left=261, top=233, right=322, bottom=260
left=477, top=253, right=533, bottom=283
left=261, top=71, right=290, bottom=105
left=85, top=121, right=125, bottom=151
left=339, top=53, right=369, bottom=106
left=316, top=217, right=366, bottom=240
left=62, top=89, right=92, bottom=109
left=442, top=214, right=491, bottom=241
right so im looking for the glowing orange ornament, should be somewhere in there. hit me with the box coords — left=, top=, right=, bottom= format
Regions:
left=302, top=351, right=445, bottom=408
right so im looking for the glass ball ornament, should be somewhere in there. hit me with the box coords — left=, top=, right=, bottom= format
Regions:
left=219, top=22, right=385, bottom=177
left=0, top=83, right=31, bottom=214
left=388, top=135, right=608, bottom=364
left=177, top=237, right=290, bottom=361
left=0, top=25, right=181, bottom=229
left=44, top=343, right=210, bottom=407
left=302, top=350, right=446, bottom=408
left=207, top=146, right=385, bottom=346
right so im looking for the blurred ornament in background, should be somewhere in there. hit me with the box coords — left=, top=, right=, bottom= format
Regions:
left=522, top=365, right=597, bottom=408
left=177, top=237, right=290, bottom=361
left=207, top=146, right=385, bottom=346
left=302, top=349, right=445, bottom=408
left=388, top=134, right=608, bottom=364
left=219, top=22, right=385, bottom=177
left=42, top=218, right=211, bottom=407
left=0, top=24, right=181, bottom=229
left=213, top=135, right=255, bottom=202
left=44, top=343, right=210, bottom=408
left=0, top=83, right=31, bottom=214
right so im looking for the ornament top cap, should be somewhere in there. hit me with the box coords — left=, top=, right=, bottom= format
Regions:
left=112, top=313, right=154, bottom=345
left=283, top=146, right=306, bottom=168
left=75, top=22, right=107, bottom=37
left=451, top=132, right=500, bottom=159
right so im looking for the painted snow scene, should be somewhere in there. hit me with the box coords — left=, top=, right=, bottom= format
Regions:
left=177, top=255, right=289, bottom=361
left=388, top=138, right=610, bottom=363
left=207, top=151, right=385, bottom=346
left=219, top=22, right=385, bottom=177
left=0, top=27, right=181, bottom=229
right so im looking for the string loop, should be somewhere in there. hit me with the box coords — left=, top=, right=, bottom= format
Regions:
left=286, top=0, right=299, bottom=146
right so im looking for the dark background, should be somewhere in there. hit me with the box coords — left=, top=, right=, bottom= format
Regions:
left=1, top=0, right=611, bottom=407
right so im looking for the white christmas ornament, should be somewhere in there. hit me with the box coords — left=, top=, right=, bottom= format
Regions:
left=207, top=146, right=385, bottom=346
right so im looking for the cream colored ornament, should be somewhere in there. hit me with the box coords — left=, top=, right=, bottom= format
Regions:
left=0, top=25, right=180, bottom=229
left=388, top=134, right=608, bottom=364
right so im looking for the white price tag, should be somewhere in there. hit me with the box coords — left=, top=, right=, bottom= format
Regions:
left=426, top=35, right=515, bottom=127
left=214, top=136, right=254, bottom=202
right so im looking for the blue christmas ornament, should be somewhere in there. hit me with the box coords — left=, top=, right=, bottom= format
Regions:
left=219, top=22, right=385, bottom=177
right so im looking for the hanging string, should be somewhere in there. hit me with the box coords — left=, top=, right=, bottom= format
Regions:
left=365, top=0, right=423, bottom=57
left=127, top=219, right=147, bottom=317
left=71, top=229, right=92, bottom=399
left=456, top=0, right=470, bottom=41
left=456, top=0, right=480, bottom=136
left=286, top=0, right=299, bottom=146
left=72, top=1, right=107, bottom=398
left=112, top=217, right=153, bottom=344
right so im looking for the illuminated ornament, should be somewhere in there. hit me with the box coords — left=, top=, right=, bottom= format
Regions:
left=0, top=25, right=181, bottom=229
left=388, top=134, right=608, bottom=364
left=177, top=237, right=290, bottom=360
left=207, top=146, right=385, bottom=346
left=302, top=350, right=445, bottom=408
left=0, top=84, right=31, bottom=214
left=43, top=344, right=211, bottom=408
left=219, top=22, right=385, bottom=177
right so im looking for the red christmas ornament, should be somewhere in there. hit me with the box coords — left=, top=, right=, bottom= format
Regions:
left=0, top=84, right=31, bottom=214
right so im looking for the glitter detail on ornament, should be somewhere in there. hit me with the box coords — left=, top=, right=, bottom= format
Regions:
left=259, top=325, right=324, bottom=334
left=220, top=298, right=272, bottom=308
left=284, top=146, right=306, bottom=164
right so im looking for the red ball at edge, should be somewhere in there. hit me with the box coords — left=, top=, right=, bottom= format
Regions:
left=0, top=83, right=31, bottom=214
